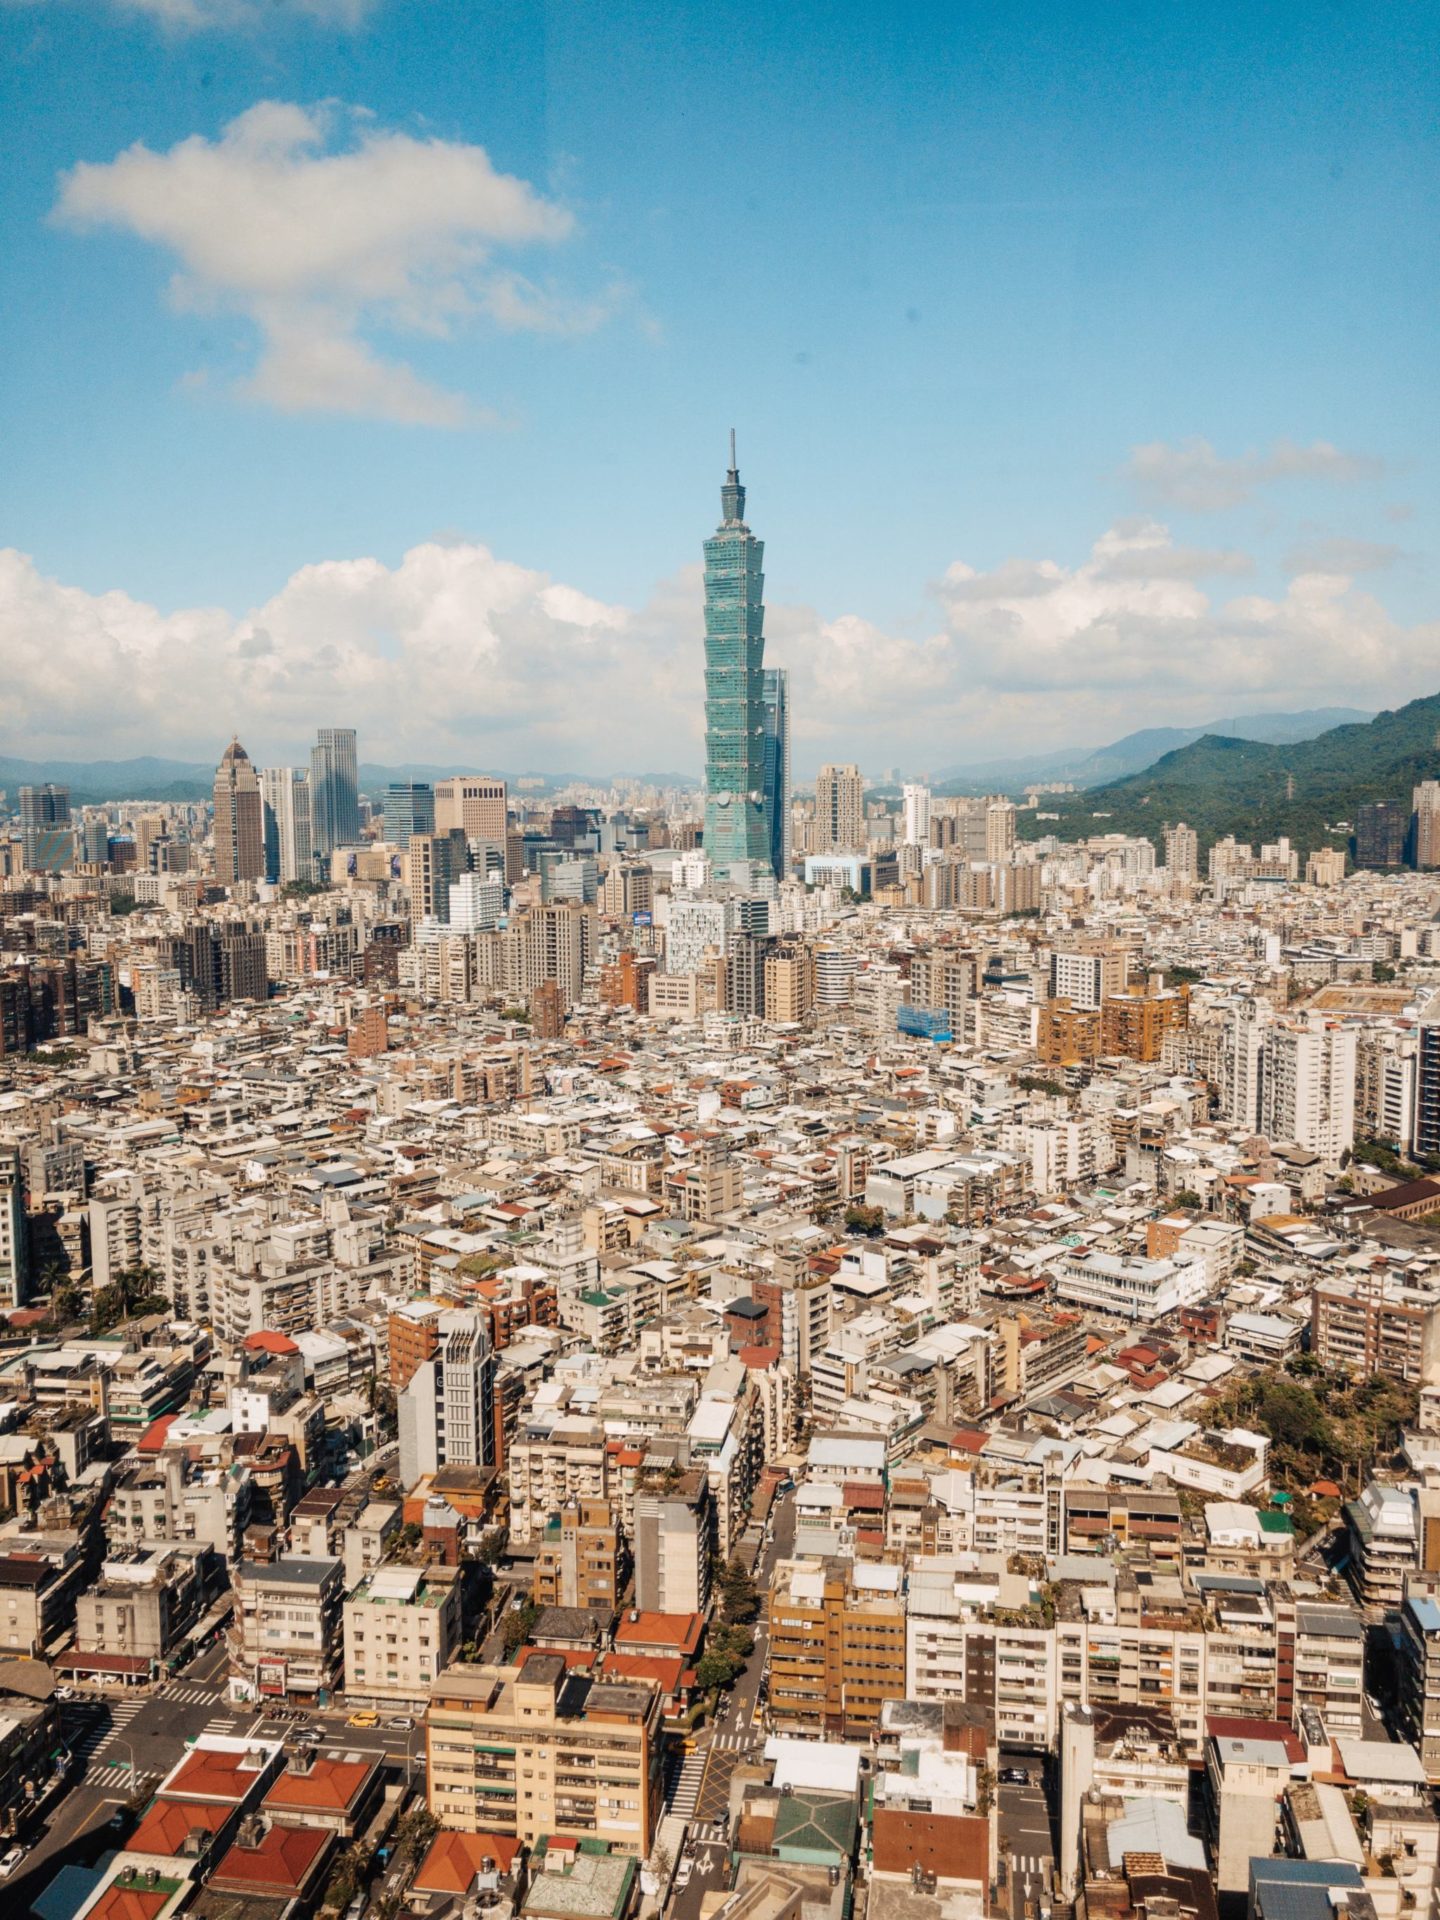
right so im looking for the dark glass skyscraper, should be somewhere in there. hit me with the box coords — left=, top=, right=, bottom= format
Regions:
left=761, top=665, right=791, bottom=881
left=703, top=436, right=771, bottom=875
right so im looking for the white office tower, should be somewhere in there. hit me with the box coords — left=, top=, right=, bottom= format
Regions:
left=902, top=782, right=931, bottom=847
left=449, top=872, right=505, bottom=934
left=259, top=768, right=313, bottom=885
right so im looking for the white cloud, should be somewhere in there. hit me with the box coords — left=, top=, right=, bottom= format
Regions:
left=1127, top=436, right=1383, bottom=512
left=1281, top=535, right=1400, bottom=577
left=53, top=102, right=592, bottom=425
left=1, top=517, right=1435, bottom=772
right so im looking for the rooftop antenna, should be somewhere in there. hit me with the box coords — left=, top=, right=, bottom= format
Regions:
left=729, top=427, right=737, bottom=474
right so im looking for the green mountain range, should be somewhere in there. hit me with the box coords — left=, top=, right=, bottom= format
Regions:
left=1018, top=691, right=1440, bottom=856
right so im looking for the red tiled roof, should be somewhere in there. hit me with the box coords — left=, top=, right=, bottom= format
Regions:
left=243, top=1330, right=300, bottom=1355
left=164, top=1745, right=271, bottom=1802
left=127, top=1797, right=232, bottom=1856
left=263, top=1753, right=376, bottom=1814
left=210, top=1823, right=330, bottom=1894
left=415, top=1830, right=523, bottom=1894
left=137, top=1415, right=175, bottom=1454
left=612, top=1610, right=705, bottom=1657
left=87, top=1887, right=172, bottom=1920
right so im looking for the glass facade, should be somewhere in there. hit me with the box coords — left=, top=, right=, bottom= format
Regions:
left=703, top=440, right=771, bottom=874
left=761, top=665, right=791, bottom=881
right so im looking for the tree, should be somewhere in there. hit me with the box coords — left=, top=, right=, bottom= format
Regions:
left=844, top=1203, right=885, bottom=1238
left=718, top=1556, right=760, bottom=1625
left=1171, top=1190, right=1204, bottom=1210
left=696, top=1649, right=741, bottom=1693
left=502, top=1598, right=539, bottom=1654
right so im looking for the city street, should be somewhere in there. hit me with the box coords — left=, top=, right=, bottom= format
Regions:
left=998, top=1766, right=1055, bottom=1920
left=9, top=1648, right=428, bottom=1913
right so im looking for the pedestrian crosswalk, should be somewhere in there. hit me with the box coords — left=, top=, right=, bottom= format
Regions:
left=158, top=1682, right=225, bottom=1706
left=668, top=1749, right=708, bottom=1818
left=74, top=1698, right=149, bottom=1787
left=1010, top=1854, right=1051, bottom=1879
left=690, top=1822, right=728, bottom=1847
left=709, top=1730, right=761, bottom=1753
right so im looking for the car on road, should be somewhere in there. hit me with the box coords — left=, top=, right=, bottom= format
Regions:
left=998, top=1767, right=1030, bottom=1785
left=675, top=1862, right=693, bottom=1889
left=384, top=1716, right=413, bottom=1730
left=107, top=1809, right=130, bottom=1835
left=0, top=1847, right=26, bottom=1879
left=348, top=1712, right=380, bottom=1728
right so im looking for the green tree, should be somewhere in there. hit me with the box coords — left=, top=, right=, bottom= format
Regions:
left=502, top=1598, right=539, bottom=1654
left=718, top=1556, right=760, bottom=1625
left=844, top=1203, right=885, bottom=1238
left=696, top=1649, right=741, bottom=1692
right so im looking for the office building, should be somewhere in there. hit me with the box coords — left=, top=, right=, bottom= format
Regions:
left=19, top=783, right=72, bottom=873
left=397, top=1309, right=496, bottom=1488
left=761, top=665, right=792, bottom=880
left=426, top=1655, right=663, bottom=1853
left=259, top=767, right=313, bottom=885
left=213, top=737, right=265, bottom=887
left=769, top=1558, right=907, bottom=1738
left=1355, top=798, right=1408, bottom=869
left=408, top=830, right=466, bottom=925
left=449, top=872, right=504, bottom=933
left=702, top=435, right=772, bottom=876
left=434, top=776, right=508, bottom=844
left=384, top=781, right=435, bottom=849
left=309, top=727, right=360, bottom=858
left=815, top=763, right=865, bottom=851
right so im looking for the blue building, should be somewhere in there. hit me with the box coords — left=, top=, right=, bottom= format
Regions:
left=761, top=665, right=791, bottom=882
left=702, top=435, right=771, bottom=878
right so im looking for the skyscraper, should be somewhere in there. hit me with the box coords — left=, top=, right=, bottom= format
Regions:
left=260, top=768, right=313, bottom=886
left=815, top=764, right=865, bottom=851
left=213, top=737, right=265, bottom=886
left=901, top=782, right=930, bottom=847
left=19, top=784, right=72, bottom=872
left=310, top=727, right=360, bottom=858
left=761, top=666, right=791, bottom=882
left=385, top=781, right=436, bottom=849
left=703, top=435, right=771, bottom=876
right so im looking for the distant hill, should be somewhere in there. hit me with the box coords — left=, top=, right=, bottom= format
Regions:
left=1018, top=693, right=1440, bottom=854
left=934, top=707, right=1372, bottom=794
left=0, top=750, right=702, bottom=807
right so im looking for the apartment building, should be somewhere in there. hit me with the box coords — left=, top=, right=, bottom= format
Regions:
left=508, top=1416, right=611, bottom=1546
left=426, top=1656, right=663, bottom=1854
left=633, top=1470, right=711, bottom=1616
left=1311, top=1273, right=1440, bottom=1384
left=343, top=1565, right=462, bottom=1711
left=768, top=1557, right=907, bottom=1738
left=531, top=1500, right=623, bottom=1614
left=229, top=1557, right=345, bottom=1702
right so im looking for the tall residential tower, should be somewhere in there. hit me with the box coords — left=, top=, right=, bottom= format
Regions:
left=703, top=435, right=771, bottom=877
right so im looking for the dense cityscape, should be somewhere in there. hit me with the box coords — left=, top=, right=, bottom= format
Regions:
left=1, top=442, right=1440, bottom=1920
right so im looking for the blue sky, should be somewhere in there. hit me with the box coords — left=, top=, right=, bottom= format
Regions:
left=1, top=0, right=1436, bottom=774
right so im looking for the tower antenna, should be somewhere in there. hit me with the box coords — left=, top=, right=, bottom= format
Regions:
left=729, top=427, right=737, bottom=473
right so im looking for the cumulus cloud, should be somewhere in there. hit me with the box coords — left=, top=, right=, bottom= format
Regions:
left=2, top=517, right=1435, bottom=770
left=53, top=102, right=600, bottom=425
left=1127, top=436, right=1383, bottom=512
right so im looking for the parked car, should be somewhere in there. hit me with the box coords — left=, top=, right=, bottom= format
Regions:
left=998, top=1767, right=1030, bottom=1786
left=348, top=1712, right=380, bottom=1729
left=0, top=1847, right=26, bottom=1879
left=384, top=1716, right=413, bottom=1730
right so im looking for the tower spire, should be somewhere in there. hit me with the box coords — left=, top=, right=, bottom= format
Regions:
left=720, top=428, right=745, bottom=524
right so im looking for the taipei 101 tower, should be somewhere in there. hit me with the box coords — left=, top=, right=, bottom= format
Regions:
left=702, top=433, right=772, bottom=877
